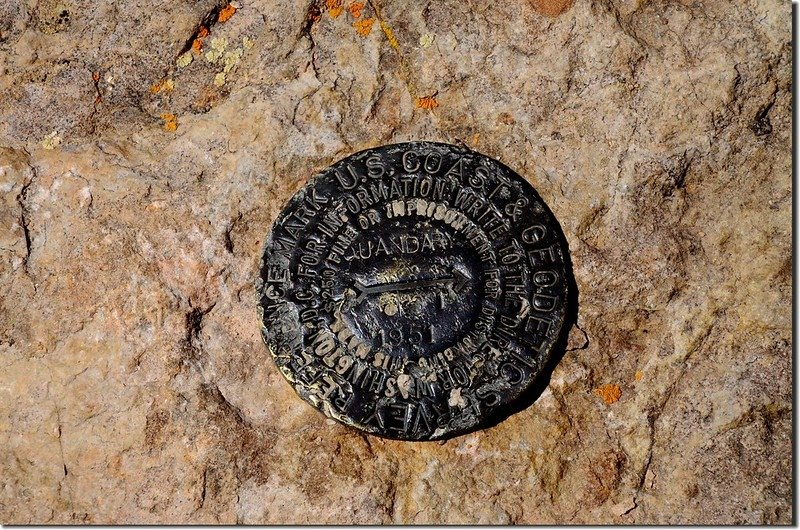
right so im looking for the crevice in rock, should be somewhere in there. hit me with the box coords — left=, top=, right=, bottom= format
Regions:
left=199, top=467, right=208, bottom=508
left=183, top=302, right=217, bottom=370
left=291, top=90, right=316, bottom=132
left=635, top=419, right=655, bottom=494
left=567, top=321, right=590, bottom=352
left=300, top=0, right=322, bottom=37
left=662, top=149, right=697, bottom=198
left=750, top=92, right=777, bottom=137
left=176, top=1, right=229, bottom=59
left=299, top=0, right=322, bottom=78
left=180, top=301, right=262, bottom=455
left=235, top=493, right=242, bottom=524
left=88, top=69, right=102, bottom=135
left=206, top=382, right=251, bottom=426
left=365, top=83, right=387, bottom=122
left=17, top=150, right=37, bottom=281
left=634, top=314, right=718, bottom=494
left=454, top=137, right=470, bottom=150
left=357, top=432, right=375, bottom=456
left=713, top=403, right=790, bottom=440
left=384, top=475, right=397, bottom=522
left=223, top=213, right=242, bottom=254
left=186, top=304, right=215, bottom=341
left=56, top=414, right=67, bottom=477
left=17, top=181, right=33, bottom=265
left=595, top=0, right=651, bottom=54
left=54, top=407, right=75, bottom=517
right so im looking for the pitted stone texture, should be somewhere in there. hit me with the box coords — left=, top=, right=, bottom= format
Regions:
left=0, top=0, right=791, bottom=524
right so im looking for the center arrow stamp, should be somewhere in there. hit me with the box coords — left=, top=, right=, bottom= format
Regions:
left=351, top=268, right=470, bottom=303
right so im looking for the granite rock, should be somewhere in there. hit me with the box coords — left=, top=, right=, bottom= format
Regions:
left=0, top=0, right=791, bottom=524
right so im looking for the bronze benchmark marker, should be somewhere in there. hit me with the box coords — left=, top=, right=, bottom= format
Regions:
left=257, top=142, right=573, bottom=440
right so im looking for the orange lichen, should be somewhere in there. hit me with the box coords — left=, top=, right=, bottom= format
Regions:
left=160, top=113, right=178, bottom=132
left=92, top=71, right=100, bottom=82
left=353, top=17, right=374, bottom=36
left=192, top=26, right=210, bottom=54
left=326, top=0, right=343, bottom=18
left=218, top=3, right=236, bottom=23
left=594, top=384, right=622, bottom=405
left=348, top=1, right=365, bottom=18
left=416, top=95, right=439, bottom=110
left=150, top=79, right=174, bottom=94
left=530, top=0, right=574, bottom=17
left=635, top=371, right=644, bottom=382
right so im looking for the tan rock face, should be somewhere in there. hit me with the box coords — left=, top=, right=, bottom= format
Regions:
left=0, top=0, right=790, bottom=524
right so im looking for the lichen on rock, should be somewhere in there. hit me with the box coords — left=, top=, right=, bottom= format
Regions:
left=0, top=0, right=790, bottom=524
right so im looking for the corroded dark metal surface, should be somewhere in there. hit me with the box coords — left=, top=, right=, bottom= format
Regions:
left=257, top=142, right=572, bottom=440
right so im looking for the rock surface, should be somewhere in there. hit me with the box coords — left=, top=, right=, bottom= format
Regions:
left=0, top=0, right=791, bottom=524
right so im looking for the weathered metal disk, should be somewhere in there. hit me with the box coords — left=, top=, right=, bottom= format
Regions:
left=257, top=142, right=572, bottom=440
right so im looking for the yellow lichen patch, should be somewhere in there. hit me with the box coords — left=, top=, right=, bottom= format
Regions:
left=176, top=51, right=193, bottom=68
left=41, top=131, right=62, bottom=150
left=635, top=371, right=644, bottom=382
left=594, top=384, right=622, bottom=405
left=348, top=1, right=365, bottom=18
left=242, top=36, right=255, bottom=49
left=416, top=95, right=439, bottom=110
left=378, top=18, right=400, bottom=50
left=205, top=37, right=228, bottom=63
left=222, top=48, right=243, bottom=73
left=218, top=3, right=236, bottom=23
left=160, top=113, right=178, bottom=132
left=353, top=17, right=374, bottom=37
left=326, top=0, right=343, bottom=18
left=214, top=72, right=226, bottom=87
left=419, top=33, right=434, bottom=48
left=369, top=2, right=415, bottom=99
